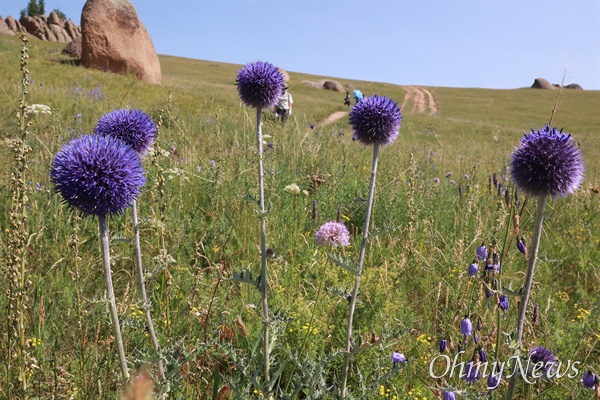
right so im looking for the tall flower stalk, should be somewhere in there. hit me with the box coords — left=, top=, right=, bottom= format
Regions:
left=95, top=109, right=165, bottom=381
left=505, top=126, right=584, bottom=399
left=51, top=134, right=147, bottom=382
left=236, top=61, right=283, bottom=390
left=4, top=34, right=32, bottom=399
left=340, top=95, right=401, bottom=398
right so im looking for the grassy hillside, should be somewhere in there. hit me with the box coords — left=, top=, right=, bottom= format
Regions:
left=0, top=34, right=598, bottom=399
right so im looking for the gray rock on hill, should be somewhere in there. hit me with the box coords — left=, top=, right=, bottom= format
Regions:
left=323, top=80, right=344, bottom=92
left=531, top=78, right=583, bottom=90
left=81, top=0, right=161, bottom=84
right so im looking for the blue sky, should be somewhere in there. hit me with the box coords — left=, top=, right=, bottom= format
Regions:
left=2, top=1, right=599, bottom=90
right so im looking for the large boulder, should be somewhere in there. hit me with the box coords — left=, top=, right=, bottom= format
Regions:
left=531, top=78, right=555, bottom=89
left=278, top=67, right=290, bottom=82
left=81, top=0, right=161, bottom=84
left=322, top=80, right=344, bottom=92
left=565, top=83, right=583, bottom=90
left=4, top=16, right=26, bottom=33
left=0, top=18, right=15, bottom=36
left=62, top=35, right=82, bottom=58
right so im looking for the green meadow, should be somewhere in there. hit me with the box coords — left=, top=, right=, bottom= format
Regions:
left=0, top=34, right=599, bottom=399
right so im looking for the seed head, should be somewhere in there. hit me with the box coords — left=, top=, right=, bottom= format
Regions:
left=510, top=126, right=584, bottom=198
left=51, top=134, right=145, bottom=217
left=94, top=109, right=156, bottom=155
left=349, top=95, right=401, bottom=146
left=236, top=61, right=283, bottom=109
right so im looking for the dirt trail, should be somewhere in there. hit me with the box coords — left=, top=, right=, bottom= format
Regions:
left=317, top=86, right=439, bottom=127
left=400, top=86, right=439, bottom=116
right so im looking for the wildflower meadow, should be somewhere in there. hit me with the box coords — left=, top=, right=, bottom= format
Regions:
left=0, top=34, right=599, bottom=399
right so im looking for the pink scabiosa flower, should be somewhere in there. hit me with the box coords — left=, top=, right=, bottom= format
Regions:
left=236, top=61, right=283, bottom=109
left=349, top=95, right=401, bottom=146
left=51, top=134, right=145, bottom=216
left=510, top=125, right=584, bottom=198
left=94, top=109, right=156, bottom=155
left=315, top=221, right=350, bottom=247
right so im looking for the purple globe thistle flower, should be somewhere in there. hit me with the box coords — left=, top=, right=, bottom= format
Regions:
left=445, top=172, right=452, bottom=178
left=476, top=243, right=488, bottom=261
left=236, top=61, right=283, bottom=109
left=582, top=371, right=597, bottom=390
left=529, top=346, right=558, bottom=378
left=440, top=339, right=447, bottom=353
left=349, top=95, right=401, bottom=146
left=315, top=221, right=350, bottom=247
left=463, top=360, right=481, bottom=384
left=391, top=352, right=405, bottom=364
left=94, top=109, right=156, bottom=155
left=51, top=134, right=145, bottom=217
left=468, top=260, right=479, bottom=277
left=510, top=126, right=584, bottom=198
left=442, top=391, right=456, bottom=400
left=499, top=295, right=509, bottom=319
left=450, top=179, right=456, bottom=185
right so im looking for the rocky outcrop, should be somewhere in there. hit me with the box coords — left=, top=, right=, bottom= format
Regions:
left=81, top=0, right=161, bottom=84
left=0, top=13, right=80, bottom=43
left=532, top=78, right=584, bottom=90
left=278, top=67, right=290, bottom=82
left=0, top=18, right=15, bottom=36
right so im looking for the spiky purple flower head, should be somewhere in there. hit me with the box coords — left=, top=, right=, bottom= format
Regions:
left=315, top=221, right=350, bottom=247
left=51, top=134, right=145, bottom=217
left=442, top=391, right=456, bottom=400
left=349, top=95, right=401, bottom=146
left=510, top=126, right=584, bottom=198
left=391, top=352, right=405, bottom=364
left=529, top=346, right=558, bottom=377
left=94, top=109, right=156, bottom=155
left=582, top=370, right=597, bottom=389
left=236, top=61, right=283, bottom=109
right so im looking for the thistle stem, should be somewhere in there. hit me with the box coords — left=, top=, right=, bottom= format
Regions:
left=340, top=142, right=380, bottom=398
left=256, top=107, right=271, bottom=389
left=505, top=195, right=547, bottom=400
left=132, top=200, right=165, bottom=381
left=98, top=214, right=130, bottom=382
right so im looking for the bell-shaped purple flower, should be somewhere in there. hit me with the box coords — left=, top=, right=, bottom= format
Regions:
left=582, top=370, right=597, bottom=389
left=439, top=339, right=447, bottom=353
left=517, top=238, right=527, bottom=255
left=51, top=134, right=145, bottom=217
left=463, top=360, right=481, bottom=384
left=529, top=346, right=558, bottom=378
left=499, top=295, right=509, bottom=319
left=461, top=317, right=473, bottom=343
left=476, top=243, right=488, bottom=261
left=391, top=352, right=405, bottom=364
left=487, top=367, right=502, bottom=390
left=478, top=348, right=487, bottom=363
left=236, top=61, right=283, bottom=109
left=315, top=221, right=350, bottom=247
left=474, top=332, right=480, bottom=344
left=485, top=287, right=493, bottom=309
left=468, top=260, right=479, bottom=277
left=510, top=125, right=584, bottom=198
left=349, top=95, right=401, bottom=146
left=94, top=109, right=156, bottom=155
left=477, top=319, right=483, bottom=331
left=442, top=391, right=456, bottom=400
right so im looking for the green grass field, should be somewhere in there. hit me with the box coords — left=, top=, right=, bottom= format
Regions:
left=0, top=34, right=599, bottom=399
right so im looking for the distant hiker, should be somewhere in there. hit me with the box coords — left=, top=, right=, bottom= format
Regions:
left=353, top=89, right=364, bottom=104
left=276, top=85, right=293, bottom=122
left=344, top=91, right=352, bottom=107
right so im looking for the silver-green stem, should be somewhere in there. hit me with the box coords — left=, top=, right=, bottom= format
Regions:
left=132, top=200, right=165, bottom=381
left=98, top=214, right=130, bottom=382
left=256, top=107, right=271, bottom=389
left=340, top=142, right=380, bottom=398
left=505, top=195, right=547, bottom=400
